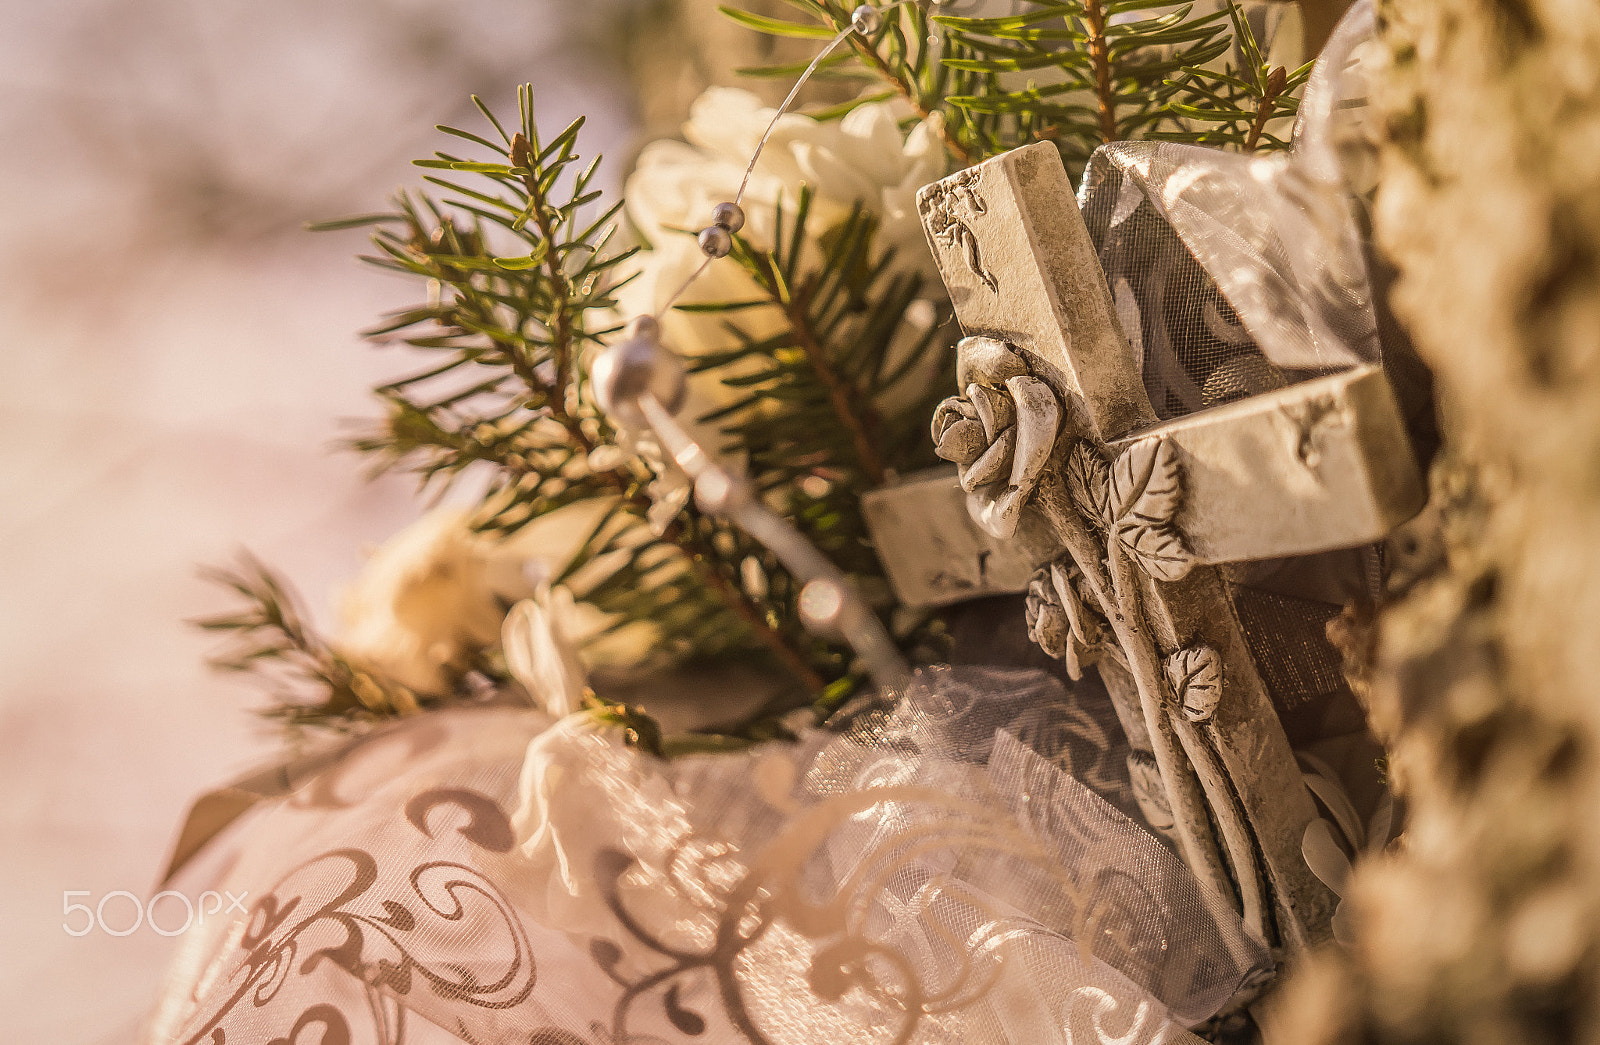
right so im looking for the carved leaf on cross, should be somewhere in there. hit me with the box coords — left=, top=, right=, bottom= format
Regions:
left=1164, top=645, right=1223, bottom=723
left=1064, top=443, right=1113, bottom=526
left=1066, top=439, right=1195, bottom=583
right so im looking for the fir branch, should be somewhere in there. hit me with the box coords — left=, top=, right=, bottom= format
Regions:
left=1156, top=3, right=1310, bottom=153
left=1084, top=0, right=1117, bottom=144
left=194, top=557, right=429, bottom=737
left=1244, top=64, right=1289, bottom=152
left=509, top=105, right=578, bottom=400
left=722, top=0, right=1283, bottom=174
left=937, top=0, right=1233, bottom=171
left=687, top=190, right=954, bottom=609
left=694, top=189, right=952, bottom=506
left=335, top=90, right=889, bottom=726
left=661, top=518, right=833, bottom=693
left=734, top=191, right=890, bottom=485
left=587, top=500, right=835, bottom=695
left=785, top=293, right=887, bottom=484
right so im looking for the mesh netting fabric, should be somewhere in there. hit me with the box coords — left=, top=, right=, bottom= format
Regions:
left=1079, top=1, right=1382, bottom=420
left=1227, top=585, right=1369, bottom=743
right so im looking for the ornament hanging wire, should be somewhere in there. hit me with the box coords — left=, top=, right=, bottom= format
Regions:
left=653, top=0, right=919, bottom=321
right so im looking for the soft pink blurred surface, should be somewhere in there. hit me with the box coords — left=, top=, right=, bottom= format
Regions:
left=0, top=2, right=635, bottom=1038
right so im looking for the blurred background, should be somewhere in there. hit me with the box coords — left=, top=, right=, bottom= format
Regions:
left=0, top=0, right=928, bottom=1033
left=0, top=0, right=651, bottom=1038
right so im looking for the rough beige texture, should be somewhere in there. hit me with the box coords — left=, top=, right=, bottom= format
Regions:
left=1280, top=0, right=1600, bottom=1041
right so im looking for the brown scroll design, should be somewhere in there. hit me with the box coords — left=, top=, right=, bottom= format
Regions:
left=584, top=783, right=1178, bottom=1045
left=182, top=788, right=534, bottom=1044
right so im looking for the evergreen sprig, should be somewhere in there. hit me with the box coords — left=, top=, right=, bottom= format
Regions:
left=724, top=0, right=1303, bottom=176
left=338, top=87, right=856, bottom=726
left=203, top=85, right=951, bottom=741
left=1154, top=2, right=1312, bottom=151
left=337, top=88, right=639, bottom=539
left=937, top=0, right=1232, bottom=170
left=691, top=187, right=951, bottom=503
left=195, top=558, right=436, bottom=737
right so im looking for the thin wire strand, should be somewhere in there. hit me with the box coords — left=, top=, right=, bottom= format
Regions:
left=735, top=0, right=922, bottom=205
left=653, top=256, right=713, bottom=323
left=656, top=0, right=919, bottom=320
left=734, top=24, right=854, bottom=207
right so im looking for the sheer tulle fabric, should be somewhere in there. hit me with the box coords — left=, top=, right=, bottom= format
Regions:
left=148, top=669, right=1267, bottom=1045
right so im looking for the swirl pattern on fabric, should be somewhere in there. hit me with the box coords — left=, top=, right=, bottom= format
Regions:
left=149, top=671, right=1267, bottom=1045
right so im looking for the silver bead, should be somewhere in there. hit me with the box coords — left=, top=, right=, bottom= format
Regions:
left=711, top=201, right=745, bottom=233
left=799, top=578, right=846, bottom=632
left=850, top=4, right=882, bottom=34
left=694, top=468, right=754, bottom=515
left=697, top=225, right=733, bottom=259
left=590, top=316, right=687, bottom=429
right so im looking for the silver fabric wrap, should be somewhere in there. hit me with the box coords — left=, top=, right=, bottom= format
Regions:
left=147, top=668, right=1269, bottom=1045
left=1080, top=1, right=1380, bottom=419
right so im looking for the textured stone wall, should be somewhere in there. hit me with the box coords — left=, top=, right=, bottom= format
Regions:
left=1282, top=0, right=1600, bottom=1042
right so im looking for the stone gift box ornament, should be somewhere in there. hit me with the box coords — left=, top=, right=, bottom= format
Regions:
left=863, top=1, right=1424, bottom=959
left=589, top=0, right=1418, bottom=984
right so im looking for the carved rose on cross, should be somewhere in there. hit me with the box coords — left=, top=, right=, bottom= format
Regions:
left=931, top=336, right=1060, bottom=539
left=1023, top=560, right=1107, bottom=680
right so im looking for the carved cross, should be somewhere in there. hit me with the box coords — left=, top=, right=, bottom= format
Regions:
left=890, top=143, right=1424, bottom=953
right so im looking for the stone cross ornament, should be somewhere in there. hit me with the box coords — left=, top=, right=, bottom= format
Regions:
left=886, top=143, right=1425, bottom=954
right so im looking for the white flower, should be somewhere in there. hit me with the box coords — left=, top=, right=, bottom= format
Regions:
left=502, top=713, right=703, bottom=943
left=625, top=86, right=947, bottom=283
left=502, top=586, right=590, bottom=719
left=338, top=503, right=611, bottom=697
left=614, top=87, right=949, bottom=412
